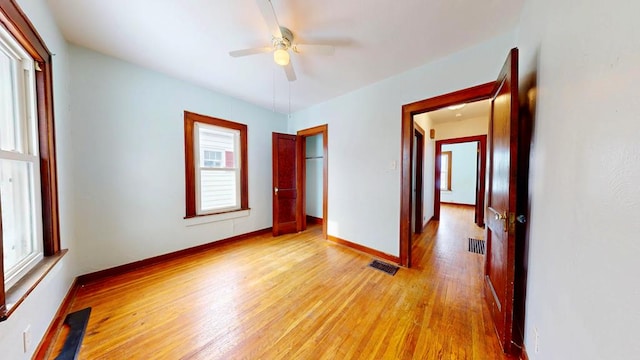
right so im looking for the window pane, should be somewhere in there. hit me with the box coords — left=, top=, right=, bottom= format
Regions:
left=203, top=150, right=223, bottom=168
left=1, top=159, right=36, bottom=274
left=198, top=125, right=237, bottom=169
left=200, top=169, right=237, bottom=211
left=0, top=48, right=19, bottom=152
left=441, top=154, right=448, bottom=168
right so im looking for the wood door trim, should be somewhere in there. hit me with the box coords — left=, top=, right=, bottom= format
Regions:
left=400, top=82, right=494, bottom=267
left=434, top=135, right=487, bottom=224
left=297, top=124, right=328, bottom=239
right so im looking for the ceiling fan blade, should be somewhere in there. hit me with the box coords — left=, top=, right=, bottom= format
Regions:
left=229, top=47, right=272, bottom=57
left=255, top=0, right=283, bottom=39
left=292, top=44, right=335, bottom=55
left=283, top=62, right=296, bottom=82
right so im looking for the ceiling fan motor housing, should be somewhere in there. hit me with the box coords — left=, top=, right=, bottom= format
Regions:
left=273, top=27, right=293, bottom=50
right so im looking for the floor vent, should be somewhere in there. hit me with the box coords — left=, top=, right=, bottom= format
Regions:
left=468, top=238, right=486, bottom=255
left=369, top=259, right=399, bottom=276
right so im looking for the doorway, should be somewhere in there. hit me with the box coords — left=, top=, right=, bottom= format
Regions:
left=297, top=125, right=328, bottom=238
left=412, top=124, right=425, bottom=234
left=272, top=125, right=328, bottom=238
left=400, top=82, right=494, bottom=267
left=434, top=135, right=487, bottom=227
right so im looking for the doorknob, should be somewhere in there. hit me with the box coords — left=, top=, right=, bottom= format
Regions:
left=274, top=187, right=278, bottom=195
left=494, top=211, right=507, bottom=221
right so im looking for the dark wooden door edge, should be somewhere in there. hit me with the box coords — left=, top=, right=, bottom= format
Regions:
left=400, top=82, right=494, bottom=267
left=413, top=124, right=425, bottom=234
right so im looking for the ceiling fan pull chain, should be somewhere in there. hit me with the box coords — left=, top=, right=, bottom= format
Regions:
left=288, top=81, right=291, bottom=118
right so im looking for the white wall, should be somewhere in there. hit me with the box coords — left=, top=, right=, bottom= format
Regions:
left=68, top=45, right=287, bottom=274
left=305, top=134, right=323, bottom=218
left=0, top=1, right=78, bottom=359
left=441, top=142, right=477, bottom=205
left=413, top=113, right=435, bottom=226
left=434, top=116, right=488, bottom=140
left=289, top=32, right=516, bottom=256
left=517, top=0, right=640, bottom=358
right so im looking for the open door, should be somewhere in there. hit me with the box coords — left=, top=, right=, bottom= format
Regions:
left=272, top=133, right=301, bottom=236
left=474, top=140, right=486, bottom=227
left=484, top=48, right=523, bottom=354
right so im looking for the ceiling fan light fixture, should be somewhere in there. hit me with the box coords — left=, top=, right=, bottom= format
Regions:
left=274, top=48, right=290, bottom=66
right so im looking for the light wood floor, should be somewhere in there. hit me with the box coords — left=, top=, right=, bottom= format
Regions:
left=48, top=204, right=513, bottom=359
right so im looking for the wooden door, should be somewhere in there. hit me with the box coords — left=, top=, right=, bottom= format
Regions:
left=484, top=48, right=520, bottom=354
left=413, top=125, right=425, bottom=234
left=474, top=140, right=485, bottom=227
left=272, top=133, right=301, bottom=236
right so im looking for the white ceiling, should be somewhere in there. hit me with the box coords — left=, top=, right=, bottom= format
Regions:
left=46, top=0, right=524, bottom=114
left=428, top=99, right=491, bottom=124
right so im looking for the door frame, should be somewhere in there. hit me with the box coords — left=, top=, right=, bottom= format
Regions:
left=297, top=124, right=328, bottom=238
left=434, top=135, right=487, bottom=227
left=413, top=123, right=425, bottom=234
left=400, top=82, right=494, bottom=267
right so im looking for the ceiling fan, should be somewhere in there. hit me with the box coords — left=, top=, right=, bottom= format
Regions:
left=229, top=0, right=335, bottom=82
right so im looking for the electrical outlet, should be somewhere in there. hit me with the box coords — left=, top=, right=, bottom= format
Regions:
left=23, top=325, right=32, bottom=353
left=534, top=326, right=540, bottom=354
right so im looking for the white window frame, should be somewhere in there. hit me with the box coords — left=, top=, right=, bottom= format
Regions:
left=194, top=123, right=241, bottom=214
left=0, top=25, right=44, bottom=290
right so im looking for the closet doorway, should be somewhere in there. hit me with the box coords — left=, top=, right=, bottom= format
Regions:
left=297, top=125, right=328, bottom=238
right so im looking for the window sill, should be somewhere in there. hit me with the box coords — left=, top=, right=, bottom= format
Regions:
left=184, top=208, right=251, bottom=226
left=1, top=249, right=68, bottom=321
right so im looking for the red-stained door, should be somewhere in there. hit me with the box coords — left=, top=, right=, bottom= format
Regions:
left=272, top=133, right=301, bottom=236
left=484, top=48, right=522, bottom=354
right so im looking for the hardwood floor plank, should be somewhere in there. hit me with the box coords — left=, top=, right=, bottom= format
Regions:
left=48, top=204, right=515, bottom=359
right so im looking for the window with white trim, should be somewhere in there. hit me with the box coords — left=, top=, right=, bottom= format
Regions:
left=0, top=25, right=43, bottom=289
left=196, top=123, right=240, bottom=212
left=184, top=112, right=248, bottom=217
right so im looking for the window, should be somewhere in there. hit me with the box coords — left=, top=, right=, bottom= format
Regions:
left=440, top=151, right=452, bottom=191
left=0, top=26, right=42, bottom=289
left=0, top=0, right=61, bottom=318
left=184, top=112, right=248, bottom=217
